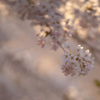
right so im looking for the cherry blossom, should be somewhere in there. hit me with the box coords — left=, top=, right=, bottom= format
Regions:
left=61, top=44, right=94, bottom=76
left=14, top=0, right=95, bottom=76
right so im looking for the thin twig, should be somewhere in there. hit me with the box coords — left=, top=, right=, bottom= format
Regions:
left=57, top=41, right=66, bottom=52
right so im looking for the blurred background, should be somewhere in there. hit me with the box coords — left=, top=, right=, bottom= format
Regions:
left=0, top=0, right=100, bottom=100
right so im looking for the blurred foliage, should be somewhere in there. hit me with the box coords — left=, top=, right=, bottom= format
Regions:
left=94, top=79, right=100, bottom=88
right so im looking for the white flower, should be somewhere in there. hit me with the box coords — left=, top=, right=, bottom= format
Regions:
left=76, top=45, right=83, bottom=52
left=76, top=45, right=83, bottom=57
left=71, top=54, right=77, bottom=60
left=64, top=42, right=71, bottom=50
left=76, top=52, right=83, bottom=58
left=62, top=52, right=70, bottom=64
left=84, top=50, right=92, bottom=57
left=83, top=50, right=92, bottom=61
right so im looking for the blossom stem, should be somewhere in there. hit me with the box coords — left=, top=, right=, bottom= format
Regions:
left=48, top=26, right=66, bottom=52
left=69, top=49, right=71, bottom=54
left=57, top=42, right=66, bottom=52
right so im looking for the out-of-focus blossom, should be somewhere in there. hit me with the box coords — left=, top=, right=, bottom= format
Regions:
left=37, top=36, right=45, bottom=48
left=15, top=0, right=71, bottom=50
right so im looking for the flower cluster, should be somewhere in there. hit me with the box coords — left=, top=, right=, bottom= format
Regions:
left=15, top=0, right=71, bottom=50
left=61, top=43, right=94, bottom=76
left=15, top=0, right=95, bottom=76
